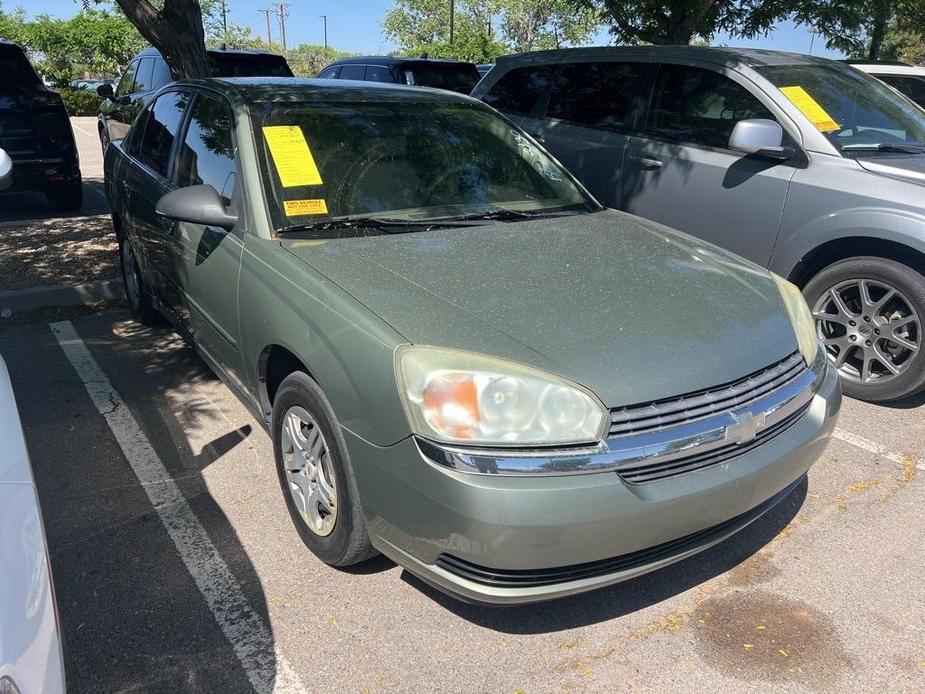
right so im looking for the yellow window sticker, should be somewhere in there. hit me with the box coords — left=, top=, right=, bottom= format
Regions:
left=284, top=199, right=328, bottom=217
left=779, top=86, right=839, bottom=132
left=263, top=125, right=323, bottom=188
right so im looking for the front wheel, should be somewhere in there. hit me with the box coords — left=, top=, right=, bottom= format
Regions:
left=272, top=372, right=376, bottom=567
left=805, top=256, right=925, bottom=402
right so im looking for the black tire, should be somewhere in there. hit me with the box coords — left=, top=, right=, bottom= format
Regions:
left=804, top=256, right=925, bottom=402
left=48, top=183, right=83, bottom=213
left=272, top=371, right=376, bottom=567
left=99, top=125, right=110, bottom=155
left=118, top=236, right=161, bottom=325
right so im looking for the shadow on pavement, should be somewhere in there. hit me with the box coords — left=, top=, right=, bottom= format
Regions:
left=403, top=477, right=807, bottom=634
left=1, top=312, right=280, bottom=692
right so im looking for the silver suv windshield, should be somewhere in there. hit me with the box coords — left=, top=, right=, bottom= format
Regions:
left=758, top=63, right=925, bottom=154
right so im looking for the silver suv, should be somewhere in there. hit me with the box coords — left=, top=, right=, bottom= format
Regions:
left=473, top=47, right=925, bottom=403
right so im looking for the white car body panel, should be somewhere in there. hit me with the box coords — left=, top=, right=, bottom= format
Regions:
left=0, top=355, right=65, bottom=694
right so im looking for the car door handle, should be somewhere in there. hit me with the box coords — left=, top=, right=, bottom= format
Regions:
left=632, top=156, right=664, bottom=170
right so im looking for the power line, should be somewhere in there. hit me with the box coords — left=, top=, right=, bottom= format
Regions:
left=272, top=3, right=291, bottom=55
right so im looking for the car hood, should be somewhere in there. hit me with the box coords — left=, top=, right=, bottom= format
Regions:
left=282, top=211, right=798, bottom=408
left=855, top=153, right=925, bottom=185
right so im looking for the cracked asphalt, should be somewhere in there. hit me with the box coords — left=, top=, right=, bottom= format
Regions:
left=0, top=119, right=923, bottom=693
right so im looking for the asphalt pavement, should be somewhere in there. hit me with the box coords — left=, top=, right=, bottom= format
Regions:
left=0, top=119, right=923, bottom=693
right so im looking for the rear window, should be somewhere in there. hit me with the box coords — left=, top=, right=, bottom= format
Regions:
left=399, top=62, right=480, bottom=94
left=483, top=65, right=556, bottom=117
left=0, top=44, right=40, bottom=86
left=209, top=53, right=293, bottom=78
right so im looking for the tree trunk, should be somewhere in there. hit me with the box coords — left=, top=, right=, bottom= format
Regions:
left=867, top=4, right=889, bottom=60
left=114, top=0, right=210, bottom=79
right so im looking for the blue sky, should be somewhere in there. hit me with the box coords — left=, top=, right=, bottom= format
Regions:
left=9, top=0, right=843, bottom=59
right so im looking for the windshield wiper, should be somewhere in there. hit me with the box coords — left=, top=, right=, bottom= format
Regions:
left=277, top=217, right=473, bottom=235
left=431, top=208, right=587, bottom=223
left=842, top=143, right=925, bottom=154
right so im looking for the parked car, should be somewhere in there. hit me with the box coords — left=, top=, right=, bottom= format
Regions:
left=0, top=350, right=66, bottom=694
left=849, top=60, right=925, bottom=109
left=104, top=77, right=840, bottom=604
left=0, top=40, right=83, bottom=212
left=96, top=47, right=292, bottom=149
left=474, top=47, right=925, bottom=402
left=317, top=56, right=480, bottom=93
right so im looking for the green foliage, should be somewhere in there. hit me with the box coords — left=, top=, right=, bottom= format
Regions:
left=287, top=44, right=354, bottom=77
left=58, top=87, right=104, bottom=116
left=383, top=0, right=600, bottom=63
left=0, top=2, right=26, bottom=44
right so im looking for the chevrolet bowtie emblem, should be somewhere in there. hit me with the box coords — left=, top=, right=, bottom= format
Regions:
left=726, top=412, right=767, bottom=445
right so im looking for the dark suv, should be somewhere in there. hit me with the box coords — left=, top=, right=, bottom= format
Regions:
left=0, top=40, right=82, bottom=212
left=97, top=47, right=292, bottom=149
left=317, top=56, right=480, bottom=94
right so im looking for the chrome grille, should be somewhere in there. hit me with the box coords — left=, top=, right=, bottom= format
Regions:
left=609, top=352, right=806, bottom=438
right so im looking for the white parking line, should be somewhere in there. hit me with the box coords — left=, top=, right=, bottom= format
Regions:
left=833, top=427, right=925, bottom=471
left=50, top=320, right=307, bottom=694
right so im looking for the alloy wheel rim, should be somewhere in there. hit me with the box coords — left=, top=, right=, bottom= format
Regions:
left=280, top=406, right=337, bottom=537
left=813, top=278, right=920, bottom=384
left=122, top=242, right=141, bottom=312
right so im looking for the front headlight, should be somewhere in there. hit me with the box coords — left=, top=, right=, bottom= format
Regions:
left=395, top=345, right=608, bottom=447
left=773, top=273, right=818, bottom=365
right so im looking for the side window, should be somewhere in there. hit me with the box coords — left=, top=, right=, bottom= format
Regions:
left=878, top=74, right=925, bottom=108
left=115, top=60, right=139, bottom=98
left=482, top=65, right=556, bottom=117
left=126, top=108, right=150, bottom=158
left=317, top=67, right=339, bottom=79
left=647, top=64, right=775, bottom=149
left=175, top=94, right=237, bottom=206
left=547, top=62, right=646, bottom=131
left=136, top=91, right=189, bottom=177
left=152, top=58, right=173, bottom=90
left=132, top=58, right=156, bottom=94
left=365, top=65, right=392, bottom=82
left=339, top=65, right=366, bottom=80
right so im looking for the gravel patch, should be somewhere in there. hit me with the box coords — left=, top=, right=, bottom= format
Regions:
left=0, top=214, right=117, bottom=291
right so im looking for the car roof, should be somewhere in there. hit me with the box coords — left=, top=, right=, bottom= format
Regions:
left=494, top=45, right=841, bottom=69
left=850, top=62, right=925, bottom=76
left=327, top=55, right=474, bottom=67
left=134, top=46, right=286, bottom=60
left=174, top=76, right=483, bottom=105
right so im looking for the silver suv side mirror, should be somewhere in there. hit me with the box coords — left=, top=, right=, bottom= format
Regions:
left=729, top=119, right=793, bottom=160
left=0, top=149, right=11, bottom=192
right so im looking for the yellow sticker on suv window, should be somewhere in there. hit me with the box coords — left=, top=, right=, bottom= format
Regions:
left=263, top=125, right=323, bottom=187
left=284, top=199, right=328, bottom=216
left=780, top=86, right=840, bottom=132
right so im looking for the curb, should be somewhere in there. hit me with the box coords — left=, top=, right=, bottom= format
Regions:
left=0, top=279, right=123, bottom=314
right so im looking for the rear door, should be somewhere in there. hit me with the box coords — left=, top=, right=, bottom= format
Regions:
left=170, top=91, right=245, bottom=378
left=481, top=64, right=558, bottom=134
left=623, top=62, right=798, bottom=265
left=538, top=60, right=649, bottom=208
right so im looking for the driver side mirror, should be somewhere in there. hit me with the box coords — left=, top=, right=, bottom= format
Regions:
left=0, top=148, right=12, bottom=192
left=97, top=83, right=115, bottom=100
left=729, top=119, right=794, bottom=161
left=156, top=185, right=238, bottom=229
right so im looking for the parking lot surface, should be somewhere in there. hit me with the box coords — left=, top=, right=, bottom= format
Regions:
left=1, top=119, right=924, bottom=693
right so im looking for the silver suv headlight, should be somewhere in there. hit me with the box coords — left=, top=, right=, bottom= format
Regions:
left=773, top=273, right=819, bottom=365
left=395, top=345, right=608, bottom=447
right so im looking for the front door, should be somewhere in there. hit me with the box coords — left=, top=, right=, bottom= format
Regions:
left=170, top=91, right=245, bottom=381
left=622, top=63, right=797, bottom=266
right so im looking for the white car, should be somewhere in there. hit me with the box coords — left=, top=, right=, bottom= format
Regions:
left=0, top=353, right=65, bottom=694
left=850, top=60, right=925, bottom=109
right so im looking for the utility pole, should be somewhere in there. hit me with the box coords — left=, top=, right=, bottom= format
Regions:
left=260, top=8, right=274, bottom=47
left=273, top=3, right=291, bottom=55
left=319, top=15, right=328, bottom=50
left=449, top=0, right=455, bottom=45
left=220, top=0, right=228, bottom=44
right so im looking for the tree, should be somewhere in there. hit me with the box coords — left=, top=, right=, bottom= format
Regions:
left=383, top=0, right=600, bottom=62
left=577, top=0, right=795, bottom=46
left=796, top=0, right=924, bottom=60
left=286, top=44, right=354, bottom=77
left=112, top=0, right=210, bottom=78
left=0, top=2, right=27, bottom=44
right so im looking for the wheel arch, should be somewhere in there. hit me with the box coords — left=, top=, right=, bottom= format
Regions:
left=787, top=236, right=925, bottom=288
left=256, top=344, right=317, bottom=421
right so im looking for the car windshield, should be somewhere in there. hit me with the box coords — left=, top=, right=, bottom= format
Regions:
left=0, top=44, right=40, bottom=86
left=250, top=99, right=596, bottom=233
left=759, top=64, right=925, bottom=153
left=400, top=62, right=480, bottom=94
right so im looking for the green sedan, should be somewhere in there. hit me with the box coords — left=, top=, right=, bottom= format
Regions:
left=103, top=78, right=841, bottom=604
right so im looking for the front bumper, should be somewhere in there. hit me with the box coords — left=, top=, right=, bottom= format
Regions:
left=346, top=360, right=841, bottom=605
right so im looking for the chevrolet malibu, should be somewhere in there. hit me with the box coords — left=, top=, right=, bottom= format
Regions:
left=104, top=78, right=840, bottom=604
